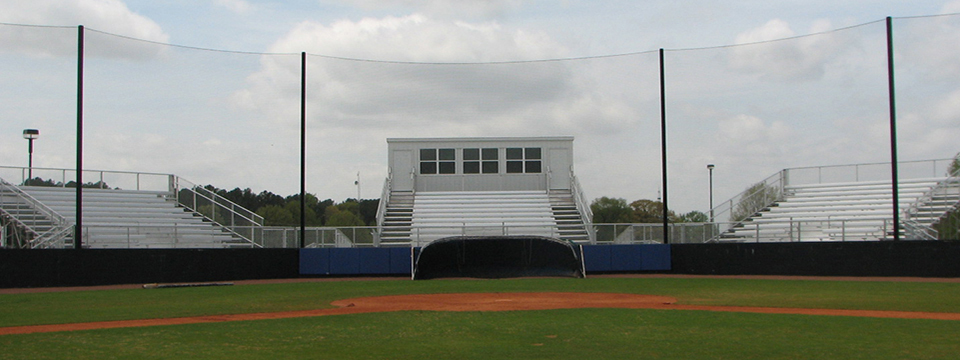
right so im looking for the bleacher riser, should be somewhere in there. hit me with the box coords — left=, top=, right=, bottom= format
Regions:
left=16, top=186, right=247, bottom=248
left=721, top=176, right=956, bottom=242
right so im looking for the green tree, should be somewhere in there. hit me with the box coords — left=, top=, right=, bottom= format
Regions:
left=358, top=199, right=380, bottom=226
left=630, top=199, right=679, bottom=223
left=284, top=200, right=320, bottom=226
left=22, top=177, right=62, bottom=187
left=679, top=210, right=709, bottom=223
left=256, top=205, right=295, bottom=226
left=590, top=197, right=633, bottom=223
left=325, top=206, right=365, bottom=226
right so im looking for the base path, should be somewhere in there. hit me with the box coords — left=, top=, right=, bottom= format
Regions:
left=3, top=292, right=960, bottom=336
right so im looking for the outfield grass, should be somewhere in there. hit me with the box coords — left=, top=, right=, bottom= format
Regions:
left=2, top=277, right=960, bottom=359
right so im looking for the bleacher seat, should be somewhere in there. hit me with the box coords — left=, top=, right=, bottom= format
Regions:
left=722, top=177, right=956, bottom=242
left=20, top=186, right=248, bottom=248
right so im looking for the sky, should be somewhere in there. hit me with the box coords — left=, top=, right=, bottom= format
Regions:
left=1, top=0, right=959, bottom=215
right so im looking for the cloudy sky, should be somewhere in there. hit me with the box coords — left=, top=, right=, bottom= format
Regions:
left=1, top=0, right=959, bottom=215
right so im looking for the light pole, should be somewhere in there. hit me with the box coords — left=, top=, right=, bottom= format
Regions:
left=23, top=129, right=39, bottom=182
left=707, top=164, right=715, bottom=222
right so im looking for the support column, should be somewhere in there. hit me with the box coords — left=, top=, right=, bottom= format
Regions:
left=659, top=48, right=670, bottom=244
left=886, top=17, right=900, bottom=241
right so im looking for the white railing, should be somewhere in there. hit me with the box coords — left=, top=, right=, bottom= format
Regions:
left=259, top=223, right=723, bottom=248
left=901, top=154, right=960, bottom=240
left=71, top=224, right=259, bottom=249
left=781, top=158, right=955, bottom=185
left=0, top=166, right=172, bottom=191
left=374, top=173, right=392, bottom=245
left=708, top=170, right=786, bottom=238
left=261, top=226, right=379, bottom=248
left=406, top=224, right=561, bottom=247
left=570, top=171, right=596, bottom=243
left=0, top=176, right=73, bottom=248
left=591, top=223, right=718, bottom=244
left=173, top=176, right=265, bottom=247
left=708, top=218, right=900, bottom=242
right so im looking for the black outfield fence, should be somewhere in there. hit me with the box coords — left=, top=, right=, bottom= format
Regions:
left=0, top=249, right=299, bottom=288
left=3, top=241, right=960, bottom=288
left=671, top=241, right=960, bottom=277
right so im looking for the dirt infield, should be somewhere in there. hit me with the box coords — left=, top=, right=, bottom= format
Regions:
left=3, top=291, right=960, bottom=336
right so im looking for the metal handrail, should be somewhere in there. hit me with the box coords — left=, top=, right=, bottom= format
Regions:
left=0, top=165, right=172, bottom=191
left=900, top=154, right=960, bottom=240
left=173, top=176, right=264, bottom=247
left=0, top=177, right=72, bottom=248
left=374, top=173, right=392, bottom=245
left=570, top=170, right=595, bottom=243
left=902, top=218, right=937, bottom=240
left=708, top=170, right=785, bottom=241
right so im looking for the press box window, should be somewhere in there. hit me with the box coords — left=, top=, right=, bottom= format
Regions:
left=464, top=148, right=499, bottom=174
left=420, top=148, right=456, bottom=174
left=506, top=147, right=542, bottom=174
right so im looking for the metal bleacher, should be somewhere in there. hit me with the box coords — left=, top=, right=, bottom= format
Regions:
left=22, top=186, right=248, bottom=248
left=714, top=156, right=960, bottom=243
left=0, top=169, right=263, bottom=249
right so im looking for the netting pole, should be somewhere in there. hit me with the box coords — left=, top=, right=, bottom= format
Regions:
left=659, top=48, right=670, bottom=244
left=299, top=51, right=307, bottom=249
left=886, top=17, right=901, bottom=241
left=75, top=25, right=84, bottom=250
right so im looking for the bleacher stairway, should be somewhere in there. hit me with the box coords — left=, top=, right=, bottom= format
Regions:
left=5, top=186, right=250, bottom=248
left=721, top=177, right=957, bottom=242
left=379, top=190, right=590, bottom=246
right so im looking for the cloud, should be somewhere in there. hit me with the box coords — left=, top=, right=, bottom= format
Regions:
left=332, top=0, right=524, bottom=19
left=234, top=14, right=578, bottom=132
left=214, top=0, right=254, bottom=14
left=716, top=114, right=793, bottom=158
left=0, top=0, right=168, bottom=59
left=944, top=0, right=960, bottom=13
left=727, top=19, right=852, bottom=81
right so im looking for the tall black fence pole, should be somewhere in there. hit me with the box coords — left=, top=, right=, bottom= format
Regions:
left=886, top=17, right=901, bottom=241
left=300, top=51, right=307, bottom=249
left=75, top=25, right=84, bottom=250
left=659, top=48, right=670, bottom=244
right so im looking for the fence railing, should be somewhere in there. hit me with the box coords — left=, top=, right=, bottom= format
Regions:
left=72, top=224, right=259, bottom=249
left=708, top=170, right=786, bottom=236
left=0, top=166, right=174, bottom=191
left=591, top=223, right=719, bottom=244
left=571, top=171, right=596, bottom=243
left=261, top=227, right=379, bottom=248
left=706, top=219, right=898, bottom=242
left=781, top=158, right=955, bottom=186
left=173, top=177, right=265, bottom=247
left=374, top=174, right=391, bottom=243
left=261, top=223, right=715, bottom=247
left=901, top=154, right=960, bottom=240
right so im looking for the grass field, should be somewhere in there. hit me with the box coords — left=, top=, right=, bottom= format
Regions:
left=2, top=276, right=960, bottom=359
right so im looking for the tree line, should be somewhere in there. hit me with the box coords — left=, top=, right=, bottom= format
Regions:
left=590, top=197, right=708, bottom=224
left=199, top=186, right=379, bottom=227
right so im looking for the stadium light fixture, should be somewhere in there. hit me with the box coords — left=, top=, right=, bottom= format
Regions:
left=707, top=164, right=715, bottom=222
left=23, top=129, right=39, bottom=181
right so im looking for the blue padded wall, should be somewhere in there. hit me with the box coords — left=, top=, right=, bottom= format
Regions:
left=300, top=244, right=670, bottom=276
left=300, top=248, right=413, bottom=275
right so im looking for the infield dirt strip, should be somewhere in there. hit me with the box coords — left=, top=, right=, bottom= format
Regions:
left=3, top=291, right=960, bottom=335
